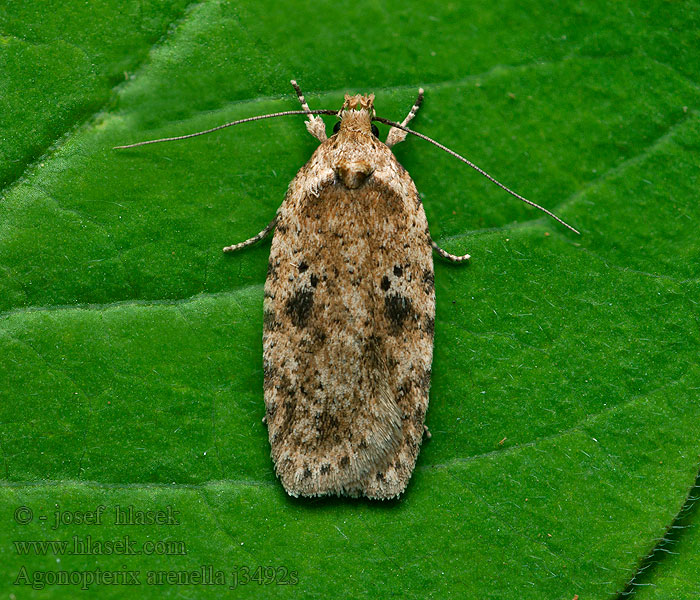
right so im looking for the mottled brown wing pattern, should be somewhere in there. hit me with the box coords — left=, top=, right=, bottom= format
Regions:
left=262, top=133, right=435, bottom=499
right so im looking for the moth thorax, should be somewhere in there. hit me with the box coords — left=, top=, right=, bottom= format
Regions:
left=338, top=109, right=373, bottom=134
left=335, top=159, right=374, bottom=189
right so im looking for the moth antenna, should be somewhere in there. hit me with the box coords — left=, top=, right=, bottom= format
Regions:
left=114, top=109, right=338, bottom=149
left=290, top=80, right=328, bottom=141
left=386, top=88, right=424, bottom=148
left=373, top=116, right=580, bottom=235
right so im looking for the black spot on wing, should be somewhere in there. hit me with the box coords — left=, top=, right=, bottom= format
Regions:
left=384, top=293, right=414, bottom=334
left=267, top=260, right=279, bottom=280
left=285, top=288, right=314, bottom=328
left=380, top=275, right=391, bottom=291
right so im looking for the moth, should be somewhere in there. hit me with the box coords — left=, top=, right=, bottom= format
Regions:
left=117, top=81, right=578, bottom=500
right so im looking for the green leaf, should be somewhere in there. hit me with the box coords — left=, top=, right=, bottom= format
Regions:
left=2, top=1, right=699, bottom=598
left=623, top=475, right=700, bottom=598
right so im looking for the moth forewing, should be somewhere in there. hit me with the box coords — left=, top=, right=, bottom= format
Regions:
left=262, top=95, right=434, bottom=499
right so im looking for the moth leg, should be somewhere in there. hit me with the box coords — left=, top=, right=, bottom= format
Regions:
left=290, top=79, right=327, bottom=142
left=223, top=217, right=277, bottom=253
left=431, top=238, right=471, bottom=263
left=423, top=424, right=432, bottom=439
left=386, top=87, right=424, bottom=148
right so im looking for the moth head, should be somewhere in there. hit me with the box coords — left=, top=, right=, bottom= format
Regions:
left=341, top=93, right=375, bottom=113
left=333, top=94, right=379, bottom=138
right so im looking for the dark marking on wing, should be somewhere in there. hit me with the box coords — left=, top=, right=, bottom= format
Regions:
left=309, top=327, right=327, bottom=346
left=285, top=289, right=314, bottom=328
left=423, top=269, right=434, bottom=293
left=425, top=314, right=435, bottom=336
left=384, top=293, right=414, bottom=333
left=380, top=275, right=391, bottom=291
left=397, top=380, right=412, bottom=398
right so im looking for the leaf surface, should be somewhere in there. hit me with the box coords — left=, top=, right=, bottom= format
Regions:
left=1, top=1, right=699, bottom=598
